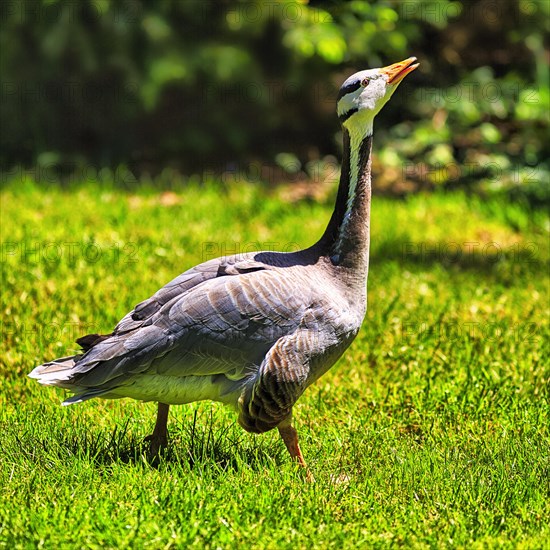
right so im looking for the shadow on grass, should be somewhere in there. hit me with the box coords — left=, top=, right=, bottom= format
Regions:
left=371, top=236, right=547, bottom=276
left=13, top=411, right=283, bottom=476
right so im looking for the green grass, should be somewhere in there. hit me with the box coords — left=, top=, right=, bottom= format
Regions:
left=1, top=179, right=549, bottom=548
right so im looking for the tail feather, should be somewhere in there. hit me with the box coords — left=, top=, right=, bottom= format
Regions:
left=28, top=355, right=78, bottom=386
left=30, top=328, right=159, bottom=405
left=29, top=355, right=114, bottom=404
left=62, top=388, right=112, bottom=406
left=76, top=333, right=112, bottom=352
left=29, top=331, right=111, bottom=388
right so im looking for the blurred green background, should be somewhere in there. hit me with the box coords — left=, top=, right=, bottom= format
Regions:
left=0, top=0, right=548, bottom=204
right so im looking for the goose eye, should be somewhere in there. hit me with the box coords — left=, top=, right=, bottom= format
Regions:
left=361, top=78, right=370, bottom=87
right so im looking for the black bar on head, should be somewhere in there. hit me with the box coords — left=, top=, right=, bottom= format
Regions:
left=336, top=80, right=362, bottom=101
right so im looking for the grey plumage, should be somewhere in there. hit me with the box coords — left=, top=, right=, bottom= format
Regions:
left=29, top=57, right=419, bottom=470
left=32, top=251, right=362, bottom=433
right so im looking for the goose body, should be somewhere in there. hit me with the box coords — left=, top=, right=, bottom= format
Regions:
left=30, top=57, right=419, bottom=471
left=33, top=249, right=364, bottom=433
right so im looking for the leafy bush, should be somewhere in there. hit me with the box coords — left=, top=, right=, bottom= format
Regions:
left=0, top=0, right=548, bottom=201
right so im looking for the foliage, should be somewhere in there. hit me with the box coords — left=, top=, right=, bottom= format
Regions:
left=1, top=179, right=549, bottom=547
left=0, top=0, right=548, bottom=199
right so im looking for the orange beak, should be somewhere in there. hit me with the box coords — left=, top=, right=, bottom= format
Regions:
left=379, top=57, right=419, bottom=85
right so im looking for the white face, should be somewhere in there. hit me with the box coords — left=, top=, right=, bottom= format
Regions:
left=336, top=58, right=418, bottom=135
left=336, top=68, right=399, bottom=133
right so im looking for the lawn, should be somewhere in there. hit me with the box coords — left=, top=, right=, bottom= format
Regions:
left=1, top=178, right=548, bottom=548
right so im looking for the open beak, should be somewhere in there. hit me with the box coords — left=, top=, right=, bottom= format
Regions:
left=379, top=57, right=419, bottom=85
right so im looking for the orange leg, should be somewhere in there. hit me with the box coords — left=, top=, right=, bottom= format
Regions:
left=278, top=424, right=314, bottom=482
left=144, top=402, right=169, bottom=457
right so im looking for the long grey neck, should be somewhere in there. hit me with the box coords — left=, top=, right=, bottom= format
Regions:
left=317, top=127, right=372, bottom=281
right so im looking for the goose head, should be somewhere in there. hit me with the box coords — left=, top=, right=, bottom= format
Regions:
left=337, top=57, right=419, bottom=135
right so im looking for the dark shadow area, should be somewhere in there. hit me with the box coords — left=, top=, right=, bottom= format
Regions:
left=11, top=413, right=284, bottom=476
left=371, top=237, right=547, bottom=277
left=1, top=1, right=547, bottom=198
